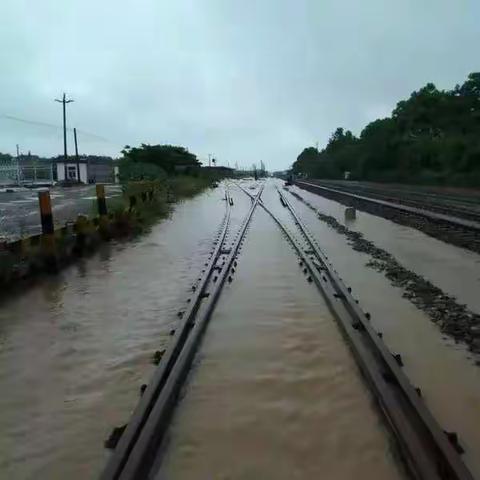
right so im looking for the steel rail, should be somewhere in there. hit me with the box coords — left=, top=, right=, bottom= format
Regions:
left=236, top=182, right=474, bottom=480
left=100, top=188, right=231, bottom=480
left=295, top=180, right=480, bottom=232
left=277, top=186, right=475, bottom=480
left=100, top=185, right=264, bottom=480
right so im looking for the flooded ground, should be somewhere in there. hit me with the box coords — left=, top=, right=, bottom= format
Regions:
left=284, top=182, right=480, bottom=476
left=158, top=198, right=403, bottom=480
left=0, top=187, right=226, bottom=479
left=290, top=183, right=480, bottom=315
left=0, top=184, right=122, bottom=240
left=0, top=179, right=478, bottom=479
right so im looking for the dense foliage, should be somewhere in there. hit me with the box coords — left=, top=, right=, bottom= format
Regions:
left=292, top=73, right=480, bottom=186
left=121, top=144, right=200, bottom=176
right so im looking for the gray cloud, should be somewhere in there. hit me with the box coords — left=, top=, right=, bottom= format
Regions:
left=0, top=0, right=479, bottom=169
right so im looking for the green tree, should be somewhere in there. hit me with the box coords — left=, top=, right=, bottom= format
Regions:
left=121, top=144, right=200, bottom=175
left=292, top=72, right=480, bottom=186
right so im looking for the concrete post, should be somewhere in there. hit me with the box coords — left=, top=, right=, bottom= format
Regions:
left=345, top=207, right=356, bottom=221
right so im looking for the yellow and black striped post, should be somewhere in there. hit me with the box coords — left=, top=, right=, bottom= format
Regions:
left=38, top=190, right=57, bottom=271
left=96, top=184, right=108, bottom=216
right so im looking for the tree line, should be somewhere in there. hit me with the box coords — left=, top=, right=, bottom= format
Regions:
left=120, top=144, right=236, bottom=182
left=292, top=72, right=480, bottom=186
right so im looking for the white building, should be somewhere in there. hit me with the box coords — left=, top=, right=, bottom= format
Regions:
left=56, top=160, right=88, bottom=183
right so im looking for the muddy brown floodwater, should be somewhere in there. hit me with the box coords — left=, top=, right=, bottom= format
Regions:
left=0, top=187, right=229, bottom=479
left=157, top=188, right=404, bottom=480
left=283, top=181, right=480, bottom=477
left=1, top=179, right=478, bottom=479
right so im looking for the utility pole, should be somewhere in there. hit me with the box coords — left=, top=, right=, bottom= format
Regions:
left=16, top=144, right=20, bottom=185
left=73, top=127, right=80, bottom=183
left=55, top=93, right=74, bottom=181
left=208, top=153, right=212, bottom=167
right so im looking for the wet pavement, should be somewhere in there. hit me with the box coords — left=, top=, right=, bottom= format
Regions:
left=0, top=184, right=122, bottom=240
left=1, top=179, right=479, bottom=479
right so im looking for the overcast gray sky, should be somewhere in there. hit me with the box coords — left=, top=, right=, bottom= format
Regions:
left=0, top=0, right=479, bottom=169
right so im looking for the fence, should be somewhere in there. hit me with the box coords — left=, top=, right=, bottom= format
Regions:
left=0, top=159, right=54, bottom=187
left=19, top=165, right=54, bottom=185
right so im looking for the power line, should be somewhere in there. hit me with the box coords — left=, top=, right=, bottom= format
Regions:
left=0, top=113, right=113, bottom=143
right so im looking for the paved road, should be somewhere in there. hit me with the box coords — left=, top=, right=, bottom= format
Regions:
left=0, top=184, right=122, bottom=241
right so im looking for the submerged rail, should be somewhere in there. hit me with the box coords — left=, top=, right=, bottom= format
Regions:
left=235, top=182, right=474, bottom=480
left=101, top=185, right=264, bottom=480
left=295, top=180, right=480, bottom=232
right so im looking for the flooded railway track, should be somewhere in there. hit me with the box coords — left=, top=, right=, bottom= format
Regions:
left=101, top=182, right=474, bottom=480
left=101, top=186, right=264, bottom=480
left=295, top=180, right=480, bottom=255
